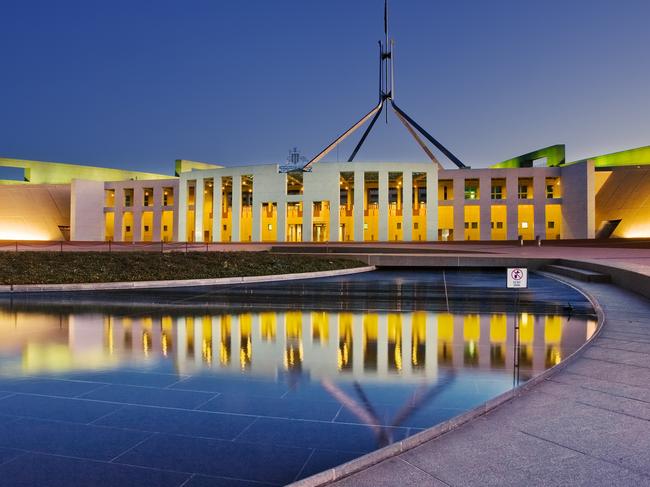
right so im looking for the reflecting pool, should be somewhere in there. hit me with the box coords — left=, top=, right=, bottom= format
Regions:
left=0, top=270, right=596, bottom=486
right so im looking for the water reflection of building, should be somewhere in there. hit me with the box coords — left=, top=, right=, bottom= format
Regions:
left=0, top=310, right=597, bottom=380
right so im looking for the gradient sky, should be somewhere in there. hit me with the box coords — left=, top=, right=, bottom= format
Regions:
left=1, top=0, right=649, bottom=174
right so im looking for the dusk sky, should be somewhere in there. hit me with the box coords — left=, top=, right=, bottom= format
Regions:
left=2, top=0, right=649, bottom=174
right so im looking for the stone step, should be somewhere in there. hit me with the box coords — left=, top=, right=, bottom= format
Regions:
left=542, top=264, right=611, bottom=283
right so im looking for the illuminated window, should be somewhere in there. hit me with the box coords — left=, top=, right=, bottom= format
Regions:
left=521, top=222, right=529, bottom=229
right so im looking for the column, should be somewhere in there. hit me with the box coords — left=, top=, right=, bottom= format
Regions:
left=329, top=188, right=340, bottom=243
left=354, top=170, right=365, bottom=242
left=402, top=172, right=413, bottom=242
left=194, top=178, right=204, bottom=243
left=533, top=173, right=546, bottom=240
left=426, top=170, right=437, bottom=241
left=303, top=200, right=313, bottom=242
left=453, top=176, right=465, bottom=241
left=479, top=174, right=491, bottom=241
left=212, top=180, right=222, bottom=242
left=231, top=175, right=241, bottom=242
left=177, top=179, right=188, bottom=242
left=378, top=171, right=389, bottom=241
left=153, top=187, right=162, bottom=242
left=114, top=186, right=124, bottom=242
left=506, top=174, right=519, bottom=240
left=277, top=201, right=287, bottom=242
left=252, top=199, right=262, bottom=242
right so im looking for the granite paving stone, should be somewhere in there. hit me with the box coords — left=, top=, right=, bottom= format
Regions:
left=0, top=453, right=189, bottom=487
left=197, top=393, right=341, bottom=421
left=0, top=393, right=120, bottom=423
left=0, top=417, right=151, bottom=461
left=333, top=457, right=447, bottom=487
left=237, top=417, right=409, bottom=452
left=95, top=404, right=255, bottom=439
left=0, top=378, right=105, bottom=397
left=115, top=432, right=312, bottom=485
left=80, top=384, right=216, bottom=409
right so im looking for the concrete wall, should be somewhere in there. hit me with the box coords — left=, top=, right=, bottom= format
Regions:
left=70, top=180, right=105, bottom=241
left=0, top=184, right=70, bottom=240
left=561, top=161, right=594, bottom=239
left=594, top=166, right=650, bottom=238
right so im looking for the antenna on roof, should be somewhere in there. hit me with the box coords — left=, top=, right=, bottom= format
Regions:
left=301, top=0, right=467, bottom=171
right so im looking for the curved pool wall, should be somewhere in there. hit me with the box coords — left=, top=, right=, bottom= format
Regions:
left=0, top=269, right=597, bottom=486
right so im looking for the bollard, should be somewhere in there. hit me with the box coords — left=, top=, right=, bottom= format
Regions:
left=536, top=235, right=542, bottom=247
left=518, top=235, right=523, bottom=247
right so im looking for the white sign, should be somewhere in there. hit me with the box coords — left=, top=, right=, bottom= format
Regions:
left=507, top=267, right=528, bottom=288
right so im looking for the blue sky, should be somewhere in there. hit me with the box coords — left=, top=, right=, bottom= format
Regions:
left=1, top=0, right=649, bottom=173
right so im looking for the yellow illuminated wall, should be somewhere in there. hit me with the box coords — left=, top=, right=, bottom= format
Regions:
left=545, top=204, right=562, bottom=239
left=438, top=206, right=453, bottom=241
left=141, top=211, right=153, bottom=242
left=464, top=206, right=480, bottom=240
left=261, top=203, right=278, bottom=242
left=286, top=202, right=303, bottom=242
left=122, top=212, right=134, bottom=242
left=518, top=205, right=534, bottom=240
left=594, top=166, right=650, bottom=238
left=0, top=184, right=71, bottom=241
left=162, top=210, right=174, bottom=242
left=490, top=205, right=507, bottom=240
left=312, top=201, right=330, bottom=242
left=104, top=212, right=114, bottom=241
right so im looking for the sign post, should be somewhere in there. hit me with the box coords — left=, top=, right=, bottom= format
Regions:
left=507, top=268, right=527, bottom=386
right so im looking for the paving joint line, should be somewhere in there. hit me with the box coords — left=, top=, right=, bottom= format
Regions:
left=399, top=457, right=453, bottom=486
left=518, top=429, right=650, bottom=479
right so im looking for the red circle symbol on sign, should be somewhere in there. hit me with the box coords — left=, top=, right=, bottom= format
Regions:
left=511, top=269, right=523, bottom=280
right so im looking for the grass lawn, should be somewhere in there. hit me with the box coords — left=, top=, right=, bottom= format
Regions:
left=0, top=251, right=366, bottom=285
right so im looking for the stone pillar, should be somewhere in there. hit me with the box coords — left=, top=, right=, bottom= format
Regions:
left=378, top=171, right=389, bottom=241
left=303, top=200, right=313, bottom=242
left=194, top=178, right=204, bottom=243
left=354, top=170, right=365, bottom=242
left=177, top=179, right=188, bottom=242
left=453, top=176, right=465, bottom=241
left=479, top=174, right=492, bottom=241
left=231, top=176, right=242, bottom=242
left=533, top=174, right=546, bottom=240
left=402, top=172, right=413, bottom=242
left=506, top=175, right=519, bottom=240
left=277, top=201, right=287, bottom=242
left=426, top=170, right=437, bottom=241
left=212, top=179, right=222, bottom=242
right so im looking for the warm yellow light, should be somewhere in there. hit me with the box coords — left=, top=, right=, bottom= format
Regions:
left=0, top=228, right=54, bottom=241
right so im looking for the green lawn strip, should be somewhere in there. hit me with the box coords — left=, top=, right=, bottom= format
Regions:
left=0, top=252, right=366, bottom=285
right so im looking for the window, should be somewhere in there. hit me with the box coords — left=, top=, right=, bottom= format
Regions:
left=267, top=224, right=273, bottom=231
left=396, top=223, right=402, bottom=229
left=414, top=222, right=419, bottom=229
left=518, top=185, right=528, bottom=199
left=496, top=222, right=503, bottom=229
left=143, top=188, right=153, bottom=207
left=471, top=222, right=478, bottom=229
left=491, top=186, right=503, bottom=200
left=125, top=225, right=131, bottom=232
left=464, top=222, right=469, bottom=229
left=521, top=222, right=529, bottom=229
left=548, top=221, right=555, bottom=229
left=546, top=185, right=555, bottom=199
left=443, top=186, right=448, bottom=200
left=144, top=225, right=150, bottom=232
left=124, top=189, right=134, bottom=207
left=490, top=222, right=494, bottom=229
left=163, top=225, right=168, bottom=231
left=464, top=179, right=479, bottom=200
left=163, top=187, right=174, bottom=206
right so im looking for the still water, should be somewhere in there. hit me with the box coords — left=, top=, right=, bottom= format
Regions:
left=0, top=270, right=596, bottom=486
